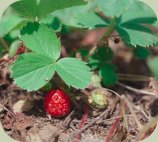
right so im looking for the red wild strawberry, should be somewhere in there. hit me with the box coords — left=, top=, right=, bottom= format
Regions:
left=44, top=89, right=71, bottom=118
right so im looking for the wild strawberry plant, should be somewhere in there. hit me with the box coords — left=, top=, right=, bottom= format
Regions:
left=0, top=0, right=158, bottom=91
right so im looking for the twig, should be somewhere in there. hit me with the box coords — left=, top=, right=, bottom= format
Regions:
left=73, top=114, right=135, bottom=125
left=105, top=88, right=149, bottom=120
left=122, top=103, right=130, bottom=137
left=118, top=73, right=150, bottom=82
left=0, top=41, right=26, bottom=69
left=0, top=57, right=14, bottom=69
left=117, top=82, right=157, bottom=96
left=103, top=114, right=133, bottom=122
left=75, top=105, right=89, bottom=140
left=72, top=106, right=111, bottom=138
left=0, top=103, right=16, bottom=119
left=110, top=97, right=119, bottom=115
left=105, top=108, right=123, bottom=142
left=124, top=96, right=143, bottom=130
left=84, top=44, right=97, bottom=62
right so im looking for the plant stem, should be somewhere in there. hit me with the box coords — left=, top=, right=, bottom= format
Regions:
left=99, top=17, right=116, bottom=45
left=117, top=82, right=157, bottom=96
left=118, top=73, right=150, bottom=82
left=84, top=17, right=116, bottom=61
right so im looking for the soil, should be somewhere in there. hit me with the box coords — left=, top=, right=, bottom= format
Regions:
left=0, top=28, right=158, bottom=142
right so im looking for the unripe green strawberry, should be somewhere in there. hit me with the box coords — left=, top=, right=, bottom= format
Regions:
left=44, top=89, right=71, bottom=118
left=88, top=89, right=109, bottom=110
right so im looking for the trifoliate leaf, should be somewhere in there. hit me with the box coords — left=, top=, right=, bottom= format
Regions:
left=20, top=22, right=61, bottom=60
left=56, top=58, right=92, bottom=89
left=98, top=0, right=133, bottom=17
left=11, top=53, right=56, bottom=91
left=77, top=12, right=108, bottom=28
left=99, top=64, right=118, bottom=87
left=37, top=0, right=87, bottom=19
left=116, top=23, right=158, bottom=47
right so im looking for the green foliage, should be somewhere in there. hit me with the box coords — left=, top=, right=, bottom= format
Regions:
left=99, top=64, right=118, bottom=87
left=11, top=23, right=92, bottom=91
left=37, top=0, right=86, bottom=19
left=20, top=22, right=61, bottom=60
left=0, top=8, right=25, bottom=36
left=148, top=58, right=158, bottom=80
left=153, top=21, right=158, bottom=28
left=1, top=0, right=158, bottom=91
left=11, top=53, right=56, bottom=91
left=84, top=47, right=117, bottom=87
left=133, top=46, right=151, bottom=59
left=114, top=0, right=158, bottom=47
left=49, top=0, right=98, bottom=28
left=56, top=58, right=92, bottom=89
left=116, top=24, right=158, bottom=47
left=88, top=47, right=113, bottom=69
left=98, top=0, right=133, bottom=17
left=120, top=1, right=157, bottom=24
left=9, top=40, right=20, bottom=57
left=50, top=5, right=86, bottom=28
left=11, top=0, right=87, bottom=20
left=77, top=12, right=108, bottom=28
left=75, top=0, right=158, bottom=47
left=12, top=0, right=38, bottom=19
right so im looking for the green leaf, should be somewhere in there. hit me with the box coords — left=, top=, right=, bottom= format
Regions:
left=99, top=64, right=118, bottom=87
left=98, top=0, right=133, bottom=17
left=9, top=40, right=20, bottom=57
left=133, top=46, right=151, bottom=59
left=51, top=6, right=85, bottom=28
left=20, top=22, right=61, bottom=60
left=88, top=58, right=100, bottom=70
left=37, top=0, right=87, bottom=19
left=11, top=53, right=56, bottom=91
left=56, top=58, right=92, bottom=89
left=11, top=0, right=38, bottom=19
left=0, top=9, right=24, bottom=36
left=120, top=1, right=157, bottom=24
left=153, top=20, right=158, bottom=28
left=94, top=47, right=113, bottom=63
left=116, top=23, right=158, bottom=47
left=148, top=57, right=158, bottom=80
left=48, top=0, right=98, bottom=28
left=77, top=12, right=108, bottom=28
left=88, top=47, right=113, bottom=69
left=0, top=0, right=20, bottom=20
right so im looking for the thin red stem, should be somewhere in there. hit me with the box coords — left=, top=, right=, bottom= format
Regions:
left=75, top=104, right=89, bottom=140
